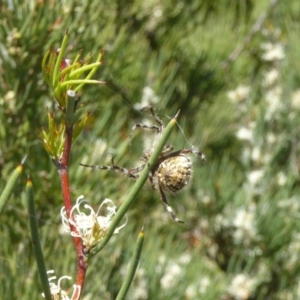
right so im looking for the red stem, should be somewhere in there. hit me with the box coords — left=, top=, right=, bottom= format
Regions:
left=58, top=125, right=86, bottom=299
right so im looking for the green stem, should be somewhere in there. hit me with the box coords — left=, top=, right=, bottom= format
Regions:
left=26, top=178, right=51, bottom=300
left=116, top=228, right=145, bottom=300
left=91, top=111, right=180, bottom=255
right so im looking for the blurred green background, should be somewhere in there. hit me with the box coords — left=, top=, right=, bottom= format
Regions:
left=1, top=0, right=300, bottom=299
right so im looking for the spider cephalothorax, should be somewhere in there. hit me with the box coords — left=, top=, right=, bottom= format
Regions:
left=80, top=106, right=205, bottom=223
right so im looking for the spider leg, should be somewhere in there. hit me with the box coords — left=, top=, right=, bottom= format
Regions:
left=141, top=106, right=164, bottom=127
left=160, top=148, right=206, bottom=164
left=158, top=186, right=184, bottom=223
left=80, top=157, right=143, bottom=180
left=130, top=123, right=161, bottom=141
left=181, top=148, right=206, bottom=164
left=130, top=106, right=166, bottom=140
left=161, top=144, right=174, bottom=156
left=129, top=164, right=146, bottom=175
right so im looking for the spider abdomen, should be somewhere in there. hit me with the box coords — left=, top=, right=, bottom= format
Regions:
left=156, top=155, right=192, bottom=193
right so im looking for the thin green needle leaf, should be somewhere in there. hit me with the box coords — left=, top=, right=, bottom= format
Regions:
left=116, top=228, right=145, bottom=300
left=75, top=52, right=103, bottom=92
left=0, top=156, right=26, bottom=214
left=26, top=178, right=51, bottom=300
left=41, top=49, right=51, bottom=85
left=53, top=30, right=69, bottom=87
left=69, top=62, right=101, bottom=78
left=60, top=79, right=104, bottom=89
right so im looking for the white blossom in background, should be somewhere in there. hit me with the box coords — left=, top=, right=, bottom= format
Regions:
left=247, top=169, right=264, bottom=186
left=227, top=273, right=256, bottom=300
left=266, top=133, right=276, bottom=145
left=146, top=5, right=163, bottom=31
left=291, top=89, right=300, bottom=110
left=155, top=254, right=166, bottom=273
left=41, top=270, right=80, bottom=300
left=277, top=172, right=287, bottom=186
left=296, top=278, right=300, bottom=298
left=261, top=42, right=285, bottom=61
left=1, top=90, right=16, bottom=110
left=236, top=126, right=254, bottom=142
left=227, top=85, right=250, bottom=103
left=284, top=233, right=300, bottom=271
left=215, top=212, right=231, bottom=229
left=241, top=147, right=251, bottom=164
left=277, top=196, right=300, bottom=213
left=198, top=277, right=211, bottom=294
left=185, top=276, right=211, bottom=298
left=61, top=195, right=126, bottom=252
left=251, top=146, right=261, bottom=163
left=134, top=86, right=160, bottom=110
left=262, top=69, right=279, bottom=87
left=158, top=254, right=192, bottom=291
left=160, top=261, right=182, bottom=290
left=6, top=28, right=22, bottom=55
left=178, top=253, right=192, bottom=265
left=233, top=206, right=258, bottom=245
left=264, top=86, right=282, bottom=120
left=199, top=194, right=213, bottom=206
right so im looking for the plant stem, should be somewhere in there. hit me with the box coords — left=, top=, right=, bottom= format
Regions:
left=58, top=97, right=87, bottom=298
left=91, top=111, right=180, bottom=255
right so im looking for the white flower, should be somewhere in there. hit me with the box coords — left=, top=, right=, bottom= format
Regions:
left=261, top=42, right=285, bottom=61
left=41, top=270, right=80, bottom=300
left=277, top=172, right=287, bottom=186
left=3, top=90, right=16, bottom=110
left=200, top=195, right=213, bottom=205
left=251, top=146, right=261, bottom=163
left=265, top=86, right=282, bottom=120
left=185, top=277, right=211, bottom=298
left=262, top=69, right=279, bottom=87
left=236, top=127, right=253, bottom=142
left=134, top=86, right=160, bottom=110
left=159, top=252, right=194, bottom=291
left=178, top=253, right=192, bottom=265
left=291, top=89, right=300, bottom=109
left=285, top=233, right=300, bottom=271
left=160, top=262, right=182, bottom=290
left=227, top=85, right=250, bottom=103
left=227, top=273, right=256, bottom=300
left=233, top=208, right=257, bottom=244
left=247, top=170, right=264, bottom=186
left=266, top=133, right=276, bottom=144
left=153, top=7, right=163, bottom=18
left=61, top=196, right=126, bottom=252
left=277, top=196, right=300, bottom=212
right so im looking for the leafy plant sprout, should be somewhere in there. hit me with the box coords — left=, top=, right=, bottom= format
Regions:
left=80, top=106, right=206, bottom=223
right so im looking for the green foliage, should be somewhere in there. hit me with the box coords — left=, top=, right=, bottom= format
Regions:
left=1, top=0, right=300, bottom=299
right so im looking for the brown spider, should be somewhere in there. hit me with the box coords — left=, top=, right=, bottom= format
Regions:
left=80, top=106, right=205, bottom=223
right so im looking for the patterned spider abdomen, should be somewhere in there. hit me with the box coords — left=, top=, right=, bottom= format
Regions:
left=156, top=155, right=192, bottom=193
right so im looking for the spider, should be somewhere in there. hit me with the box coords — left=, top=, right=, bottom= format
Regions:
left=80, top=106, right=206, bottom=223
